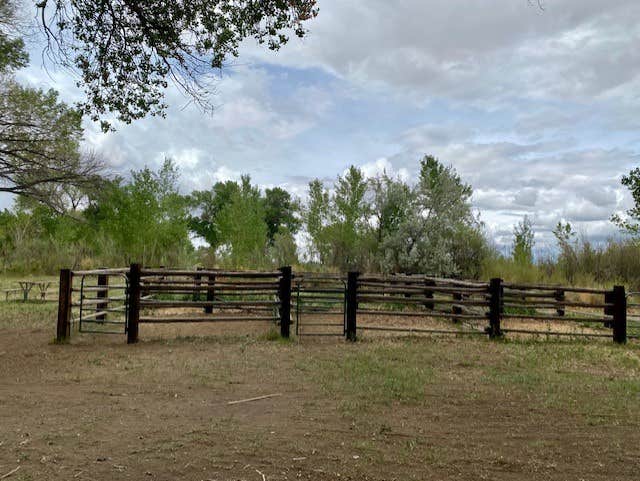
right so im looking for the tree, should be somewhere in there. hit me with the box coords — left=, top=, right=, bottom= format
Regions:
left=303, top=167, right=372, bottom=270
left=85, top=158, right=192, bottom=265
left=263, top=187, right=300, bottom=244
left=188, top=180, right=240, bottom=249
left=369, top=173, right=412, bottom=244
left=37, top=0, right=318, bottom=130
left=1, top=0, right=103, bottom=211
left=553, top=221, right=578, bottom=283
left=512, top=215, right=535, bottom=266
left=217, top=175, right=268, bottom=267
left=0, top=1, right=28, bottom=73
left=0, top=82, right=103, bottom=211
left=611, top=167, right=640, bottom=235
left=304, top=178, right=331, bottom=263
left=380, top=155, right=482, bottom=276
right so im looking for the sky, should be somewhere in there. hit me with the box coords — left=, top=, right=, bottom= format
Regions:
left=13, top=0, right=640, bottom=255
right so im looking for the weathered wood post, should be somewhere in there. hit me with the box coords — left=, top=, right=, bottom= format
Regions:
left=612, top=285, right=627, bottom=344
left=204, top=273, right=216, bottom=314
left=488, top=277, right=503, bottom=339
left=346, top=271, right=359, bottom=342
left=424, top=279, right=435, bottom=310
left=96, top=271, right=108, bottom=322
left=194, top=267, right=203, bottom=302
left=279, top=266, right=292, bottom=338
left=56, top=269, right=72, bottom=342
left=127, top=263, right=141, bottom=344
left=452, top=291, right=463, bottom=323
left=555, top=289, right=565, bottom=317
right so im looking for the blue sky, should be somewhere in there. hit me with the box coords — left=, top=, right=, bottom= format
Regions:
left=12, top=0, right=640, bottom=255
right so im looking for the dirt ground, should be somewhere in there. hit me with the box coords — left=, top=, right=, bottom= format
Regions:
left=1, top=308, right=640, bottom=480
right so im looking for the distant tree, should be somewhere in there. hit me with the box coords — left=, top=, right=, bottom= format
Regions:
left=512, top=215, right=535, bottom=266
left=381, top=155, right=481, bottom=276
left=85, top=158, right=192, bottom=265
left=217, top=176, right=268, bottom=267
left=369, top=173, right=412, bottom=244
left=269, top=228, right=299, bottom=267
left=304, top=166, right=372, bottom=270
left=188, top=180, right=240, bottom=249
left=263, top=187, right=300, bottom=244
left=553, top=221, right=578, bottom=283
left=611, top=167, right=640, bottom=235
left=304, top=178, right=331, bottom=263
left=36, top=0, right=318, bottom=130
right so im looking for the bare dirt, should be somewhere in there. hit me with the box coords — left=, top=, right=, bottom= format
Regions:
left=1, top=318, right=639, bottom=481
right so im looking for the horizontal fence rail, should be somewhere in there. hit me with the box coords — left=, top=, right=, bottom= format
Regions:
left=56, top=266, right=632, bottom=344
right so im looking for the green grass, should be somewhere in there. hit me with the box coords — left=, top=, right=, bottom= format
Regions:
left=296, top=341, right=435, bottom=413
left=294, top=337, right=640, bottom=421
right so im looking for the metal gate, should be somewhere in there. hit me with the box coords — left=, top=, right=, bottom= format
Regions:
left=293, top=273, right=346, bottom=338
left=73, top=270, right=129, bottom=335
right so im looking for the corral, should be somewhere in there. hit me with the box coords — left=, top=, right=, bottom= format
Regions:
left=1, top=268, right=639, bottom=480
left=56, top=265, right=639, bottom=344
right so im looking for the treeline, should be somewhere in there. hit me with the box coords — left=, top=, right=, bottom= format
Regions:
left=3, top=152, right=640, bottom=288
left=0, top=155, right=488, bottom=277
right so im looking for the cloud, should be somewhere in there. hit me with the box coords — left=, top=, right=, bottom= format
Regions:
left=7, top=0, right=640, bottom=253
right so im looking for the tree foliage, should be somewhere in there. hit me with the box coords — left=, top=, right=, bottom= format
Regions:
left=85, top=158, right=192, bottom=266
left=37, top=0, right=318, bottom=130
left=611, top=168, right=640, bottom=235
left=0, top=0, right=103, bottom=210
left=304, top=156, right=487, bottom=276
left=512, top=215, right=534, bottom=266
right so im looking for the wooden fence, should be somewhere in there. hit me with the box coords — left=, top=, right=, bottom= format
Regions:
left=57, top=265, right=635, bottom=344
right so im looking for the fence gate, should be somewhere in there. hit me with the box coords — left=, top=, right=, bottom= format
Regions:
left=73, top=269, right=129, bottom=335
left=293, top=273, right=346, bottom=338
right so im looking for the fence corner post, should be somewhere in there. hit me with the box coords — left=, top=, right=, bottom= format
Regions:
left=127, top=263, right=141, bottom=344
left=56, top=268, right=72, bottom=342
left=97, top=269, right=108, bottom=322
left=204, top=272, right=215, bottom=314
left=488, top=277, right=503, bottom=339
left=279, top=266, right=292, bottom=338
left=555, top=289, right=565, bottom=317
left=612, top=285, right=627, bottom=344
left=346, top=271, right=359, bottom=341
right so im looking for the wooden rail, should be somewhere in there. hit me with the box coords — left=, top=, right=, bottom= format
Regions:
left=56, top=266, right=632, bottom=344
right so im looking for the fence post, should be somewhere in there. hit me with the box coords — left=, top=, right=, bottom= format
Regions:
left=97, top=271, right=108, bottom=322
left=555, top=289, right=565, bottom=317
left=612, top=285, right=627, bottom=344
left=452, top=292, right=463, bottom=323
left=424, top=279, right=435, bottom=310
left=346, top=271, right=359, bottom=341
left=279, top=266, right=292, bottom=338
left=127, top=263, right=141, bottom=344
left=56, top=269, right=72, bottom=342
left=204, top=273, right=216, bottom=314
left=194, top=267, right=203, bottom=302
left=488, top=277, right=503, bottom=339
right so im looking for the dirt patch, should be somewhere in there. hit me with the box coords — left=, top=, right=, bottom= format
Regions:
left=1, top=321, right=639, bottom=481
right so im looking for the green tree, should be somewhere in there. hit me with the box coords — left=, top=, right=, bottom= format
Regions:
left=263, top=187, right=300, bottom=244
left=37, top=0, right=318, bottom=130
left=217, top=176, right=268, bottom=267
left=304, top=178, right=331, bottom=263
left=512, top=215, right=534, bottom=266
left=86, top=158, right=192, bottom=265
left=553, top=221, right=578, bottom=283
left=304, top=167, right=372, bottom=270
left=380, top=155, right=482, bottom=276
left=612, top=167, right=640, bottom=235
left=0, top=0, right=103, bottom=210
left=188, top=180, right=240, bottom=249
left=369, top=173, right=412, bottom=244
